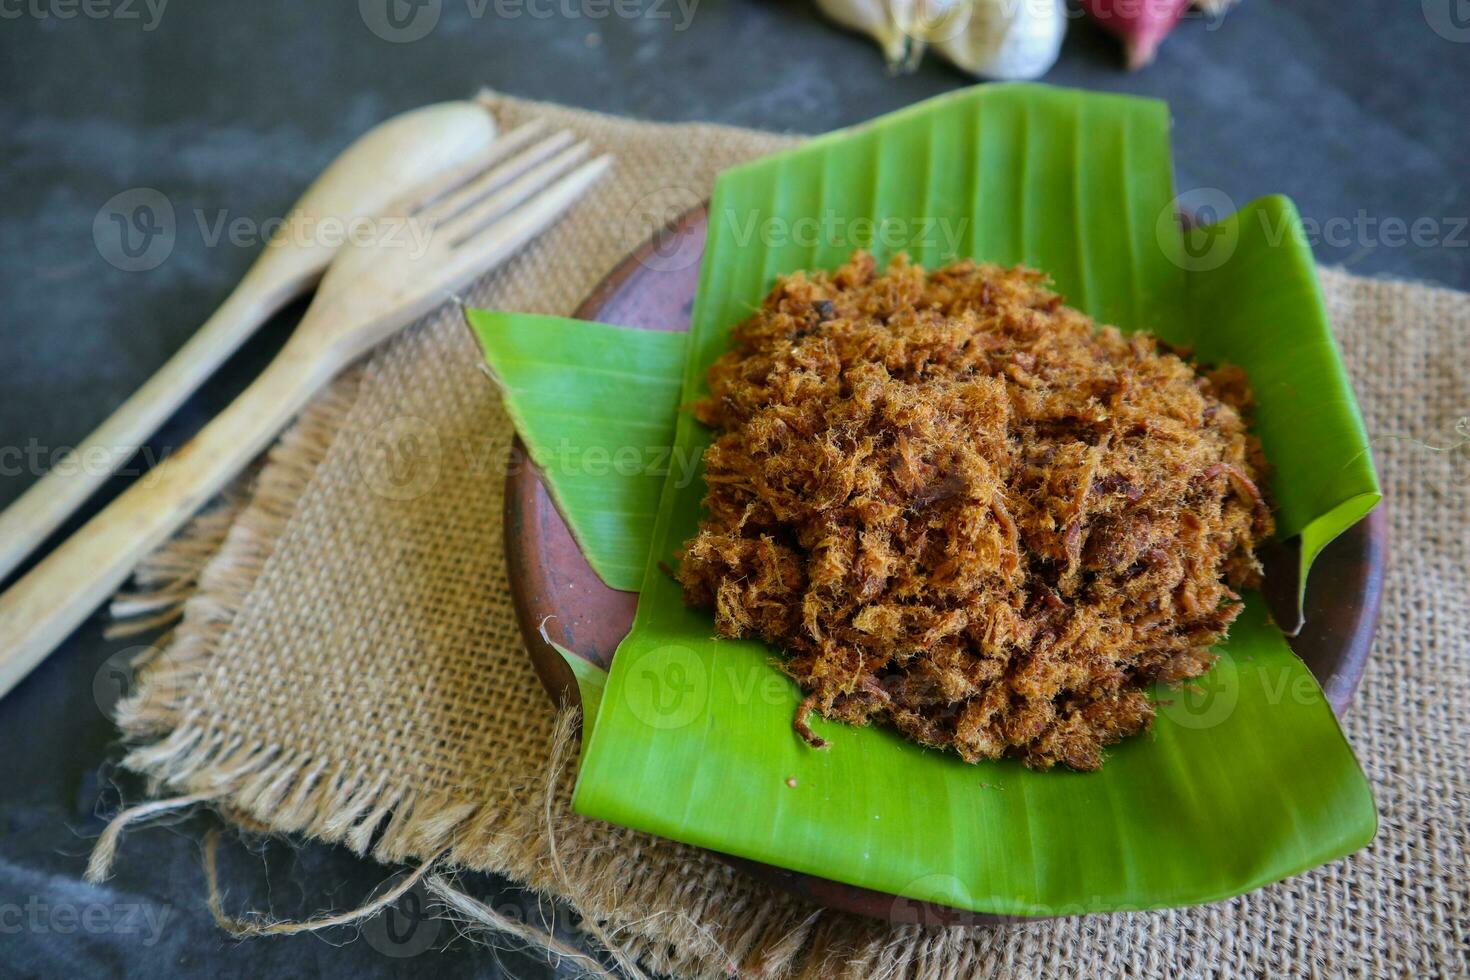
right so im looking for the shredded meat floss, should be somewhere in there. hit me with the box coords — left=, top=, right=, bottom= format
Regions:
left=677, top=253, right=1273, bottom=771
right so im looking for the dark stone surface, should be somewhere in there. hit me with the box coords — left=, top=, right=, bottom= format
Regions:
left=0, top=2, right=1462, bottom=976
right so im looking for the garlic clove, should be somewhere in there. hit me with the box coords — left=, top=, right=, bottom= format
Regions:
left=933, top=0, right=1067, bottom=80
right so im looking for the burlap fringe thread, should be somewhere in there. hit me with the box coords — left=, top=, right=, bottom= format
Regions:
left=83, top=365, right=778, bottom=980
left=87, top=716, right=639, bottom=980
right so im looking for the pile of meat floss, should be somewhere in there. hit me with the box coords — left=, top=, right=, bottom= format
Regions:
left=677, top=253, right=1273, bottom=771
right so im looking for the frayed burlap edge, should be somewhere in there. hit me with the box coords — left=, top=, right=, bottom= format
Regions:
left=109, top=369, right=360, bottom=740
left=92, top=335, right=844, bottom=980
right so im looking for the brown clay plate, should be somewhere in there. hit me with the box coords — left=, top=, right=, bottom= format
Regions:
left=503, top=205, right=1388, bottom=925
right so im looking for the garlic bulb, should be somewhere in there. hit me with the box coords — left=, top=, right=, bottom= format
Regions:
left=815, top=0, right=1067, bottom=80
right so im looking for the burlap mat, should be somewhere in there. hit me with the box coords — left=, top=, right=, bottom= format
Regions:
left=103, top=93, right=1468, bottom=977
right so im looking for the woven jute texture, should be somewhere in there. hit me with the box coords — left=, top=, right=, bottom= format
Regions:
left=107, top=93, right=1468, bottom=978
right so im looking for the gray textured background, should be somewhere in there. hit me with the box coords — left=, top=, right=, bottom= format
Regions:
left=0, top=1, right=1464, bottom=976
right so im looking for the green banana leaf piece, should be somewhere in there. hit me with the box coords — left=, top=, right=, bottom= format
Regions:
left=1181, top=196, right=1381, bottom=602
left=469, top=311, right=687, bottom=591
left=474, top=84, right=1379, bottom=914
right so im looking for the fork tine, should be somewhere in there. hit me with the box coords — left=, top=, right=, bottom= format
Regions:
left=440, top=154, right=612, bottom=282
left=441, top=141, right=596, bottom=247
left=396, top=120, right=548, bottom=217
left=416, top=129, right=576, bottom=230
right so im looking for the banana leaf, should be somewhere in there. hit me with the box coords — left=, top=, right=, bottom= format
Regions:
left=471, top=84, right=1379, bottom=914
left=471, top=312, right=687, bottom=591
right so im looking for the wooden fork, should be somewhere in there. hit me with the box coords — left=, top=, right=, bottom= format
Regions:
left=0, top=124, right=611, bottom=698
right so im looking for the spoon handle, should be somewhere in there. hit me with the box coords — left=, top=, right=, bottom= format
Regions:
left=0, top=330, right=337, bottom=698
left=0, top=258, right=310, bottom=585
